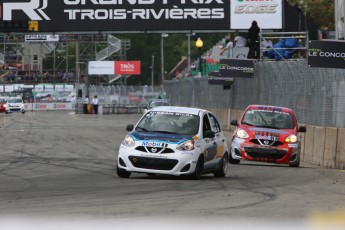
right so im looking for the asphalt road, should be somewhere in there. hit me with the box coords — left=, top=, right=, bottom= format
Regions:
left=0, top=111, right=344, bottom=229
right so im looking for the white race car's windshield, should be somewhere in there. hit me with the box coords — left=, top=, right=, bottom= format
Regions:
left=136, top=111, right=199, bottom=135
left=149, top=101, right=172, bottom=109
left=242, top=109, right=294, bottom=129
left=8, top=98, right=23, bottom=103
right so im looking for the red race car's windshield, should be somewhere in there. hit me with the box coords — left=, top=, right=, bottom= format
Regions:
left=241, top=109, right=294, bottom=129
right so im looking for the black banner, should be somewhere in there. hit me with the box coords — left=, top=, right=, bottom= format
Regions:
left=208, top=71, right=234, bottom=85
left=219, top=59, right=255, bottom=78
left=308, top=40, right=345, bottom=69
left=1, top=0, right=230, bottom=32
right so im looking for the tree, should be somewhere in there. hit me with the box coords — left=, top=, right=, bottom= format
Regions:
left=286, top=0, right=335, bottom=29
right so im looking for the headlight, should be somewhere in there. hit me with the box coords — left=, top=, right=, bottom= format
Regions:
left=122, top=135, right=135, bottom=147
left=285, top=134, right=297, bottom=143
left=177, top=140, right=195, bottom=151
left=236, top=128, right=249, bottom=139
left=21, top=104, right=24, bottom=108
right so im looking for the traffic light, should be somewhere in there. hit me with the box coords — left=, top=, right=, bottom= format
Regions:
left=0, top=20, right=28, bottom=33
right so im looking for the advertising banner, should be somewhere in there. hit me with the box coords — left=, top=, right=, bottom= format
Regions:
left=308, top=40, right=345, bottom=69
left=219, top=59, right=255, bottom=78
left=115, top=61, right=141, bottom=75
left=1, top=0, right=230, bottom=32
left=25, top=34, right=59, bottom=42
left=230, top=0, right=282, bottom=29
left=208, top=71, right=234, bottom=85
left=88, top=61, right=115, bottom=75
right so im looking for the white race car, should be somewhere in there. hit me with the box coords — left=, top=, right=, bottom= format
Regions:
left=117, top=106, right=229, bottom=179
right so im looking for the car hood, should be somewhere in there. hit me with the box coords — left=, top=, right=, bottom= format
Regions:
left=130, top=131, right=192, bottom=144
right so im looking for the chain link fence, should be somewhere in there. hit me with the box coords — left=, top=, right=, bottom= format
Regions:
left=164, top=60, right=345, bottom=128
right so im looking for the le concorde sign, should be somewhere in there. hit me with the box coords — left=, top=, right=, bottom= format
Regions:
left=308, top=40, right=345, bottom=69
left=0, top=0, right=230, bottom=32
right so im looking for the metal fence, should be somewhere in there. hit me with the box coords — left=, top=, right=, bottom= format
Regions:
left=164, top=60, right=345, bottom=128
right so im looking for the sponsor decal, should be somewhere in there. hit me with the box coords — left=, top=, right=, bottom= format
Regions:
left=255, top=131, right=279, bottom=141
left=141, top=154, right=167, bottom=159
left=35, top=104, right=47, bottom=109
left=142, top=141, right=164, bottom=147
left=25, top=35, right=59, bottom=42
left=54, top=104, right=66, bottom=109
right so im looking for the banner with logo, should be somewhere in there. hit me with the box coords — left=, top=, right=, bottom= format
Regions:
left=115, top=61, right=141, bottom=75
left=308, top=40, right=345, bottom=69
left=25, top=34, right=59, bottom=42
left=1, top=0, right=230, bottom=32
left=208, top=71, right=234, bottom=85
left=88, top=61, right=115, bottom=75
left=219, top=59, right=255, bottom=78
left=231, top=0, right=282, bottom=29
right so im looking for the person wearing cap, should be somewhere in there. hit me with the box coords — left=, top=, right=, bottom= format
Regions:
left=92, top=95, right=99, bottom=114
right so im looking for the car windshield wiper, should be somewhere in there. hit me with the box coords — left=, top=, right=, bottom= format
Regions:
left=255, top=125, right=279, bottom=129
left=136, top=126, right=149, bottom=132
left=241, top=121, right=254, bottom=126
left=154, top=130, right=177, bottom=134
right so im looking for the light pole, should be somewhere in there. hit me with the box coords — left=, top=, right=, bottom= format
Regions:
left=151, top=55, right=154, bottom=92
left=161, top=33, right=168, bottom=86
left=195, top=37, right=203, bottom=77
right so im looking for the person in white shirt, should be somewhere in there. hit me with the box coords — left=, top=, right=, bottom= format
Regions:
left=92, top=95, right=99, bottom=114
left=84, top=96, right=89, bottom=114
left=234, top=35, right=247, bottom=48
left=220, top=37, right=233, bottom=56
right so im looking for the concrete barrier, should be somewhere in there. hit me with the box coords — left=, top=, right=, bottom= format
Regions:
left=312, top=126, right=326, bottom=166
left=323, top=127, right=338, bottom=168
left=304, top=125, right=315, bottom=164
left=336, top=128, right=345, bottom=170
left=299, top=124, right=306, bottom=162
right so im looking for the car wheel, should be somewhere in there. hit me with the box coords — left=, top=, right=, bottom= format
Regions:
left=229, top=148, right=240, bottom=164
left=190, top=155, right=204, bottom=180
left=117, top=165, right=131, bottom=178
left=289, top=160, right=300, bottom=167
left=214, top=153, right=228, bottom=178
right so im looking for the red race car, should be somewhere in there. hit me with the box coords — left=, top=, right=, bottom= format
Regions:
left=0, top=97, right=7, bottom=113
left=230, top=105, right=306, bottom=167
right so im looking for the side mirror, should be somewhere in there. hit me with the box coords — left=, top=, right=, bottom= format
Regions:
left=126, top=124, right=134, bottom=131
left=230, top=119, right=238, bottom=126
left=205, top=130, right=215, bottom=138
left=298, top=126, right=306, bottom=132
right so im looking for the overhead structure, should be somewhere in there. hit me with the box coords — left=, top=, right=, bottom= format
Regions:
left=335, top=0, right=345, bottom=40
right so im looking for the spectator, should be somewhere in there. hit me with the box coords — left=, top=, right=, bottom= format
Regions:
left=234, top=35, right=247, bottom=48
left=220, top=36, right=233, bottom=56
left=92, top=95, right=99, bottom=114
left=84, top=95, right=89, bottom=114
left=247, top=20, right=261, bottom=59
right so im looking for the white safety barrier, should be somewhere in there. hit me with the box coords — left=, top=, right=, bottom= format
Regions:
left=24, top=103, right=74, bottom=111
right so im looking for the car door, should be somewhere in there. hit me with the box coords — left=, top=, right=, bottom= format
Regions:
left=201, top=113, right=219, bottom=171
left=207, top=113, right=226, bottom=167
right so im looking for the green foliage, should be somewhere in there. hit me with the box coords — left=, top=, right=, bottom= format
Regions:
left=286, top=0, right=335, bottom=29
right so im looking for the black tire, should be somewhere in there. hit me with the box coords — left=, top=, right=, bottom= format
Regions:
left=229, top=148, right=240, bottom=164
left=190, top=155, right=204, bottom=180
left=214, top=153, right=228, bottom=178
left=289, top=160, right=300, bottom=167
left=117, top=165, right=131, bottom=178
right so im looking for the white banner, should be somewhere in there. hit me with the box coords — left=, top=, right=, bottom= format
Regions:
left=5, top=85, right=14, bottom=92
left=231, top=0, right=282, bottom=29
left=88, top=61, right=115, bottom=75
left=25, top=35, right=60, bottom=42
left=0, top=85, right=3, bottom=93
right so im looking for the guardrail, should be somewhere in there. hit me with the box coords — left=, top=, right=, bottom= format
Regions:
left=102, top=104, right=145, bottom=114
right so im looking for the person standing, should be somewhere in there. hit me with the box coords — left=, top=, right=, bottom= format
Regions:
left=220, top=36, right=233, bottom=56
left=247, top=20, right=261, bottom=59
left=234, top=35, right=247, bottom=48
left=92, top=95, right=99, bottom=114
left=84, top=95, right=89, bottom=114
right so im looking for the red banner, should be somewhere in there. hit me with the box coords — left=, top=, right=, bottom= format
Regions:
left=115, top=61, right=141, bottom=75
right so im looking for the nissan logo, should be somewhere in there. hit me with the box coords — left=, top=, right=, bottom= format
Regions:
left=151, top=148, right=157, bottom=153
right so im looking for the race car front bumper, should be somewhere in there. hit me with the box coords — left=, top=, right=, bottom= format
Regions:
left=231, top=137, right=301, bottom=165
